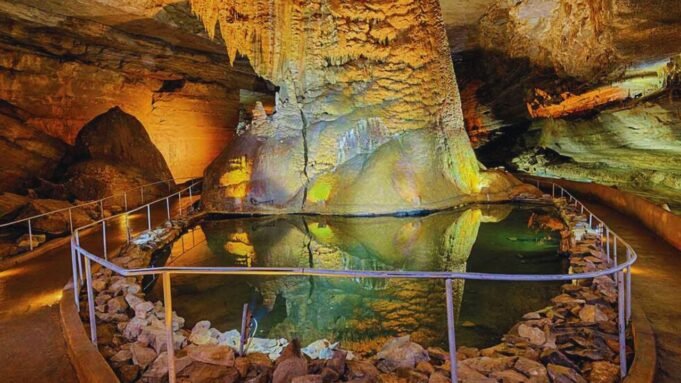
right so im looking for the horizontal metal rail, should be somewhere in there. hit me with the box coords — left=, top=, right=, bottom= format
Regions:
left=71, top=179, right=637, bottom=383
left=1, top=176, right=200, bottom=253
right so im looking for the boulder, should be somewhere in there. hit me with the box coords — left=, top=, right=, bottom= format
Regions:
left=273, top=341, right=308, bottom=383
left=291, top=375, right=323, bottom=383
left=187, top=345, right=235, bottom=367
left=131, top=342, right=157, bottom=368
left=346, top=360, right=379, bottom=382
left=589, top=361, right=619, bottom=383
left=65, top=107, right=174, bottom=203
left=546, top=364, right=587, bottom=383
left=177, top=361, right=240, bottom=383
left=16, top=233, right=46, bottom=249
left=376, top=336, right=430, bottom=372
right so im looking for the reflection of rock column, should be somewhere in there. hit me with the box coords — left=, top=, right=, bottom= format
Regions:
left=441, top=209, right=482, bottom=320
left=192, top=0, right=483, bottom=214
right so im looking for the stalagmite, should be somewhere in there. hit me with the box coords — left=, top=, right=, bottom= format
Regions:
left=192, top=0, right=521, bottom=214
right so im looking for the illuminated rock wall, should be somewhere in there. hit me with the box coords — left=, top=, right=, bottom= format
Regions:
left=0, top=0, right=267, bottom=181
left=193, top=0, right=496, bottom=214
left=479, top=0, right=616, bottom=81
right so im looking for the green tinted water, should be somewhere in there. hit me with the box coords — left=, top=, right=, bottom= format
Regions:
left=148, top=203, right=566, bottom=351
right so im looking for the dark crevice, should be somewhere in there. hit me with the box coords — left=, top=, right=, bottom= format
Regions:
left=300, top=108, right=311, bottom=210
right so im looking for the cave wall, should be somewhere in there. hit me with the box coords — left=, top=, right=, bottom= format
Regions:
left=0, top=0, right=268, bottom=181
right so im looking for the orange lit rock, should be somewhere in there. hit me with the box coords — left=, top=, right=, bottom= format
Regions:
left=0, top=0, right=268, bottom=180
left=527, top=87, right=629, bottom=119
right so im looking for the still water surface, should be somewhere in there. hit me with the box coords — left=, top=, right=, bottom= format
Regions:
left=148, top=203, right=567, bottom=351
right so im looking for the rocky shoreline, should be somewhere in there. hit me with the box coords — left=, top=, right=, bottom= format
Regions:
left=79, top=195, right=629, bottom=383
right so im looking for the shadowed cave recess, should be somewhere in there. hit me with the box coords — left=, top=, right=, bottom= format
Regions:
left=0, top=0, right=680, bottom=382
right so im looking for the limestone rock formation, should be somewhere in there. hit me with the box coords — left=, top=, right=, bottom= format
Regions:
left=0, top=100, right=67, bottom=194
left=479, top=0, right=616, bottom=81
left=64, top=107, right=175, bottom=203
left=192, top=0, right=522, bottom=214
left=0, top=0, right=270, bottom=179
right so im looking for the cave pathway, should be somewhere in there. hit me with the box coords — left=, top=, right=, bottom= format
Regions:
left=582, top=202, right=681, bottom=382
left=0, top=198, right=192, bottom=382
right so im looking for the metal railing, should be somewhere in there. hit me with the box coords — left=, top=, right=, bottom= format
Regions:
left=70, top=180, right=637, bottom=383
left=0, top=177, right=200, bottom=252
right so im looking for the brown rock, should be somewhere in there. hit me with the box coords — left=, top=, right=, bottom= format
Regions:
left=518, top=324, right=546, bottom=346
left=456, top=346, right=480, bottom=360
left=320, top=367, right=339, bottom=382
left=247, top=352, right=274, bottom=373
left=187, top=344, right=235, bottom=367
left=325, top=350, right=346, bottom=375
left=578, top=305, right=609, bottom=323
left=107, top=296, right=129, bottom=314
left=346, top=360, right=380, bottom=381
left=273, top=357, right=308, bottom=383
left=235, top=356, right=250, bottom=377
left=490, top=369, right=530, bottom=383
left=177, top=361, right=240, bottom=383
left=513, top=357, right=548, bottom=382
left=588, top=361, right=619, bottom=383
left=547, top=363, right=587, bottom=383
left=460, top=356, right=517, bottom=375
left=117, top=364, right=140, bottom=383
left=291, top=375, right=323, bottom=383
left=131, top=342, right=157, bottom=368
left=426, top=347, right=449, bottom=363
left=415, top=361, right=435, bottom=375
left=376, top=336, right=430, bottom=372
left=428, top=371, right=451, bottom=383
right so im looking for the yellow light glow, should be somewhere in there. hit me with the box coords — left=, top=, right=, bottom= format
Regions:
left=219, top=156, right=253, bottom=199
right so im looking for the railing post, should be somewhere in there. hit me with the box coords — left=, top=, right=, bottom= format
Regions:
left=445, top=279, right=458, bottom=382
left=124, top=192, right=128, bottom=212
left=68, top=208, right=74, bottom=233
left=84, top=254, right=97, bottom=345
left=27, top=218, right=33, bottom=251
left=102, top=221, right=108, bottom=260
left=166, top=197, right=171, bottom=222
left=189, top=184, right=193, bottom=202
left=589, top=213, right=593, bottom=228
left=76, top=231, right=83, bottom=285
left=606, top=228, right=611, bottom=262
left=626, top=258, right=632, bottom=323
left=163, top=272, right=177, bottom=383
left=178, top=191, right=182, bottom=217
left=99, top=200, right=105, bottom=219
left=147, top=204, right=152, bottom=232
left=125, top=214, right=131, bottom=243
left=617, top=270, right=627, bottom=378
left=70, top=237, right=79, bottom=308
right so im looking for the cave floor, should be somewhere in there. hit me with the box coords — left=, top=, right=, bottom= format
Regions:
left=0, top=199, right=190, bottom=382
left=582, top=202, right=681, bottom=382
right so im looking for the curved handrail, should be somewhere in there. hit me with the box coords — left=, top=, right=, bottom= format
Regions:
left=70, top=178, right=637, bottom=383
left=0, top=176, right=201, bottom=228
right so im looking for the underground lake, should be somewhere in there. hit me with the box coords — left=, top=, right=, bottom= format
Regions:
left=144, top=203, right=567, bottom=354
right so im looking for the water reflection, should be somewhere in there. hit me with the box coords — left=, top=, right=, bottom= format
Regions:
left=149, top=204, right=564, bottom=351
